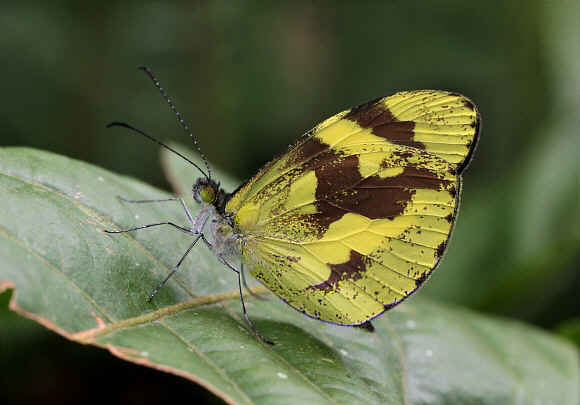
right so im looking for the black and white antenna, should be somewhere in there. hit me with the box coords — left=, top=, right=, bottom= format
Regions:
left=137, top=65, right=212, bottom=180
left=105, top=121, right=209, bottom=179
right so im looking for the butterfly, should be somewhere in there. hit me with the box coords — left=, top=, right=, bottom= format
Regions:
left=106, top=66, right=480, bottom=345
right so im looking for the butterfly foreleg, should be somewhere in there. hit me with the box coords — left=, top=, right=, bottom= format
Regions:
left=217, top=255, right=275, bottom=345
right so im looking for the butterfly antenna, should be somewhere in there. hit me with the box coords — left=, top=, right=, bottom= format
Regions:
left=106, top=122, right=209, bottom=179
left=137, top=65, right=212, bottom=180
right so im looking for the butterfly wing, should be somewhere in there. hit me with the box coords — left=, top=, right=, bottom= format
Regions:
left=226, top=91, right=480, bottom=325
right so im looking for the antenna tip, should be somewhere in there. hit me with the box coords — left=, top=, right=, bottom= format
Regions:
left=137, top=65, right=153, bottom=77
left=106, top=121, right=128, bottom=129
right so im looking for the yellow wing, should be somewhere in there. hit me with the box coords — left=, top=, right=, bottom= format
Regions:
left=226, top=90, right=480, bottom=325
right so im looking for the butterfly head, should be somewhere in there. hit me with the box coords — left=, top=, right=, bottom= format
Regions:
left=193, top=177, right=231, bottom=214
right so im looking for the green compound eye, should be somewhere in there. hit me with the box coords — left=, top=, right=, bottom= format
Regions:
left=200, top=186, right=215, bottom=204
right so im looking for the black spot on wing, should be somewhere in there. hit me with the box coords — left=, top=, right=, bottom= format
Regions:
left=308, top=250, right=367, bottom=294
left=415, top=271, right=429, bottom=288
left=345, top=97, right=425, bottom=151
left=436, top=241, right=447, bottom=258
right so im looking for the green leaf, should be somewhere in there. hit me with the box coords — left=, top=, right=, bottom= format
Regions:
left=1, top=146, right=578, bottom=405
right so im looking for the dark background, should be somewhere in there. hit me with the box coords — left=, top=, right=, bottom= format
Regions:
left=1, top=3, right=578, bottom=404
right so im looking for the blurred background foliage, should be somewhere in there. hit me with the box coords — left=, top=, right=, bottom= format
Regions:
left=1, top=2, right=578, bottom=403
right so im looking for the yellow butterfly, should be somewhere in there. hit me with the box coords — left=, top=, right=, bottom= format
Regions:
left=106, top=67, right=480, bottom=344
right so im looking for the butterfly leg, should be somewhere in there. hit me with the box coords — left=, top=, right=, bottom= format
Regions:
left=199, top=235, right=264, bottom=300
left=200, top=233, right=213, bottom=248
left=218, top=255, right=275, bottom=345
left=240, top=263, right=267, bottom=301
left=147, top=233, right=203, bottom=302
left=201, top=234, right=266, bottom=301
left=104, top=221, right=192, bottom=234
left=105, top=196, right=203, bottom=301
